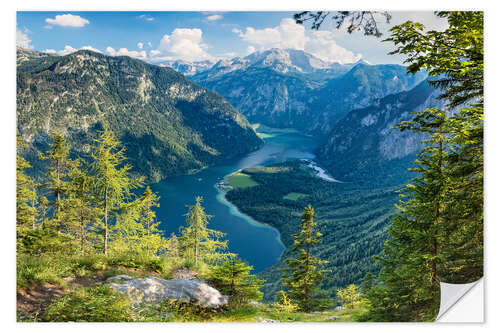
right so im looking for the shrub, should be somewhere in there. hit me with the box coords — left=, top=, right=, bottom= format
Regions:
left=44, top=286, right=133, bottom=322
left=71, top=255, right=107, bottom=277
left=17, top=227, right=78, bottom=256
left=17, top=254, right=73, bottom=288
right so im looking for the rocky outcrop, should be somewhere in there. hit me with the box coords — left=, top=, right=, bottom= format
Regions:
left=106, top=275, right=229, bottom=308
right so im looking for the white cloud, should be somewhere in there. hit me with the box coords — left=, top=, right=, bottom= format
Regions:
left=235, top=18, right=362, bottom=64
left=235, top=18, right=307, bottom=50
left=152, top=28, right=214, bottom=62
left=139, top=14, right=154, bottom=22
left=45, top=14, right=89, bottom=27
left=106, top=46, right=147, bottom=60
left=147, top=42, right=152, bottom=47
left=150, top=50, right=161, bottom=57
left=246, top=45, right=256, bottom=55
left=56, top=45, right=78, bottom=55
left=137, top=42, right=144, bottom=49
left=206, top=14, right=223, bottom=21
left=44, top=45, right=102, bottom=56
left=16, top=28, right=33, bottom=49
left=307, top=31, right=361, bottom=64
left=81, top=46, right=102, bottom=53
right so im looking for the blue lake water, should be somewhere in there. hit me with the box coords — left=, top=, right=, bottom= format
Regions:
left=151, top=131, right=319, bottom=273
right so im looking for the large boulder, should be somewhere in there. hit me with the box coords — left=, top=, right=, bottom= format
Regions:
left=106, top=275, right=229, bottom=308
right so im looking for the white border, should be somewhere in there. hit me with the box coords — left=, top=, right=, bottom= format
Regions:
left=2, top=0, right=497, bottom=331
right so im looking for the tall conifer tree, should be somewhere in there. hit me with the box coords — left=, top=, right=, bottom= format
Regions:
left=39, top=133, right=74, bottom=229
left=281, top=205, right=331, bottom=312
left=89, top=124, right=142, bottom=255
left=180, top=196, right=229, bottom=265
left=16, top=136, right=37, bottom=229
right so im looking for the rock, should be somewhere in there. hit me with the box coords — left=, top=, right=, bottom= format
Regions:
left=107, top=276, right=229, bottom=308
left=256, top=317, right=280, bottom=323
left=172, top=268, right=198, bottom=280
left=333, top=306, right=343, bottom=312
left=328, top=316, right=339, bottom=321
left=106, top=275, right=134, bottom=282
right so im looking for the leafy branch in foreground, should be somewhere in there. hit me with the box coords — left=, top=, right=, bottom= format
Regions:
left=294, top=11, right=391, bottom=37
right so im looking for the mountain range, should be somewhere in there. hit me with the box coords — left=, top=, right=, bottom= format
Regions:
left=188, top=49, right=427, bottom=135
left=16, top=47, right=262, bottom=181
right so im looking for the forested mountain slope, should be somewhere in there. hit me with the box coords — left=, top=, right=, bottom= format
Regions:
left=316, top=80, right=444, bottom=183
left=16, top=48, right=262, bottom=181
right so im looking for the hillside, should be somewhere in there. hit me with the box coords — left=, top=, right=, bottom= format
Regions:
left=223, top=160, right=402, bottom=301
left=16, top=48, right=263, bottom=181
left=316, top=80, right=444, bottom=183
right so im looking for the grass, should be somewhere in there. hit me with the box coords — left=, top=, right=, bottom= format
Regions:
left=252, top=123, right=300, bottom=139
left=283, top=192, right=309, bottom=201
left=17, top=253, right=357, bottom=322
left=44, top=285, right=133, bottom=322
left=245, top=166, right=290, bottom=174
left=226, top=172, right=259, bottom=189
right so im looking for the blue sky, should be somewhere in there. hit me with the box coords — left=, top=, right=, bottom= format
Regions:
left=16, top=11, right=448, bottom=65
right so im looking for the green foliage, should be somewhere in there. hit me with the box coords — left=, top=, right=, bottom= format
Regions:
left=337, top=284, right=362, bottom=309
left=209, top=258, right=264, bottom=305
left=44, top=286, right=133, bottom=322
left=179, top=197, right=231, bottom=265
left=17, top=227, right=78, bottom=256
left=281, top=205, right=331, bottom=312
left=17, top=254, right=73, bottom=288
left=64, top=158, right=101, bottom=255
left=16, top=136, right=37, bottom=228
left=38, top=132, right=75, bottom=229
left=385, top=11, right=483, bottom=108
left=363, top=11, right=483, bottom=322
left=90, top=124, right=144, bottom=255
left=273, top=290, right=299, bottom=313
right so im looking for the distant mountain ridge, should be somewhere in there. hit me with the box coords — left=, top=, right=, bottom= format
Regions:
left=316, top=79, right=444, bottom=183
left=189, top=49, right=427, bottom=135
left=157, top=59, right=217, bottom=76
left=16, top=47, right=262, bottom=181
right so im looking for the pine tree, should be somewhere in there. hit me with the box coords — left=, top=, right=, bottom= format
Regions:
left=365, top=109, right=448, bottom=321
left=65, top=158, right=101, bottom=255
left=209, top=258, right=264, bottom=305
left=281, top=205, right=331, bottom=312
left=138, top=187, right=160, bottom=237
left=16, top=136, right=37, bottom=229
left=38, top=133, right=75, bottom=229
left=337, top=284, right=362, bottom=309
left=179, top=196, right=229, bottom=266
left=112, top=186, right=166, bottom=258
left=89, top=124, right=143, bottom=255
left=362, top=11, right=483, bottom=322
left=439, top=106, right=483, bottom=282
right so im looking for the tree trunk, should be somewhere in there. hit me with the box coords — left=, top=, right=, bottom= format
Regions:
left=104, top=186, right=108, bottom=256
left=31, top=183, right=36, bottom=229
left=80, top=206, right=85, bottom=256
left=194, top=219, right=199, bottom=265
